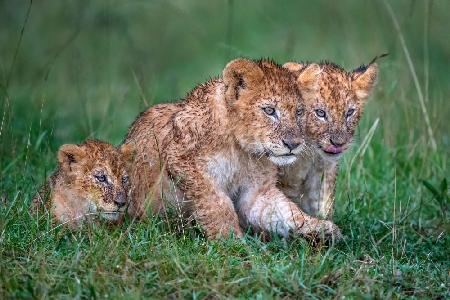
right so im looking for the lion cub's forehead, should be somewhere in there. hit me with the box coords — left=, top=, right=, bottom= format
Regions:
left=258, top=63, right=301, bottom=105
left=83, top=141, right=126, bottom=174
left=318, top=64, right=354, bottom=107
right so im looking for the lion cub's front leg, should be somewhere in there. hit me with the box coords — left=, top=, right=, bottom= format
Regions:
left=279, top=159, right=338, bottom=220
left=316, top=163, right=338, bottom=219
left=171, top=167, right=243, bottom=239
left=238, top=185, right=342, bottom=241
left=298, top=162, right=338, bottom=220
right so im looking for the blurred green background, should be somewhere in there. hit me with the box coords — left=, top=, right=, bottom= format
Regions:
left=1, top=0, right=448, bottom=147
left=0, top=1, right=448, bottom=298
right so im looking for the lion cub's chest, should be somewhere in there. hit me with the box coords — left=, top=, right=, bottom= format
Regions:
left=204, top=150, right=258, bottom=198
left=278, top=154, right=324, bottom=200
left=280, top=155, right=317, bottom=180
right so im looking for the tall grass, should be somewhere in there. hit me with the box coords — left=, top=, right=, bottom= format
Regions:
left=0, top=0, right=448, bottom=298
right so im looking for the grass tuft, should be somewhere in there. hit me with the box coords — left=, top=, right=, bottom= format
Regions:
left=0, top=0, right=448, bottom=298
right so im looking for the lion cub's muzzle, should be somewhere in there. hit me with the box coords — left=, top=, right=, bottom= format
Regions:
left=113, top=191, right=128, bottom=210
left=267, top=137, right=305, bottom=166
left=282, top=138, right=301, bottom=151
left=319, top=134, right=352, bottom=161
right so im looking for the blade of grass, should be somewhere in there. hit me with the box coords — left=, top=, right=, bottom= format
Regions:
left=383, top=0, right=437, bottom=151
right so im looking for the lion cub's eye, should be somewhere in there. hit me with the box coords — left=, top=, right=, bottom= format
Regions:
left=346, top=108, right=355, bottom=118
left=122, top=175, right=129, bottom=185
left=315, top=109, right=326, bottom=119
left=95, top=174, right=107, bottom=183
left=296, top=108, right=304, bottom=116
left=262, top=106, right=276, bottom=116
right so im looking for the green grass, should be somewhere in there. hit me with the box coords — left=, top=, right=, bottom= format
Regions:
left=0, top=0, right=448, bottom=298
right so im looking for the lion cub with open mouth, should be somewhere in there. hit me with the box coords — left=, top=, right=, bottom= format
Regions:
left=32, top=140, right=134, bottom=227
left=126, top=58, right=342, bottom=242
left=280, top=57, right=380, bottom=219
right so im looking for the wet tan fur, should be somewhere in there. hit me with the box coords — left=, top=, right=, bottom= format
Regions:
left=279, top=60, right=378, bottom=218
left=125, top=58, right=342, bottom=241
left=31, top=140, right=134, bottom=227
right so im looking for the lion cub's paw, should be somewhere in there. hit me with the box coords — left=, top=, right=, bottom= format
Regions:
left=300, top=219, right=343, bottom=244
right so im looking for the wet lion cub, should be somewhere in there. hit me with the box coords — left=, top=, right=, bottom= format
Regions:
left=32, top=139, right=134, bottom=227
left=125, top=58, right=342, bottom=241
left=279, top=57, right=380, bottom=219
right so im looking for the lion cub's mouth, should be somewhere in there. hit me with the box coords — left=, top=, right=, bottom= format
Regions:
left=276, top=153, right=296, bottom=158
left=321, top=145, right=347, bottom=156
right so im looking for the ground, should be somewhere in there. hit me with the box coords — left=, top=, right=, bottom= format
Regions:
left=0, top=1, right=448, bottom=299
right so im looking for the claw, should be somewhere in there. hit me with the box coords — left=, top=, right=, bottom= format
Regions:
left=298, top=220, right=343, bottom=244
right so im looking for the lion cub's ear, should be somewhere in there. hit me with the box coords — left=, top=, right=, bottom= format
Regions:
left=284, top=63, right=322, bottom=100
left=57, top=144, right=86, bottom=171
left=120, top=143, right=135, bottom=163
left=223, top=58, right=264, bottom=103
left=351, top=63, right=378, bottom=100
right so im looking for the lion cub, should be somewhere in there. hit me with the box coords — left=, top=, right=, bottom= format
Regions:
left=125, top=58, right=342, bottom=241
left=32, top=140, right=134, bottom=227
left=279, top=58, right=380, bottom=219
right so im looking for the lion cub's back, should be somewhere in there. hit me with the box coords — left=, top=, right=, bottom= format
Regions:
left=126, top=102, right=183, bottom=148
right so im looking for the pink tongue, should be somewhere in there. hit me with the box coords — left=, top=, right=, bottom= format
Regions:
left=324, top=145, right=343, bottom=154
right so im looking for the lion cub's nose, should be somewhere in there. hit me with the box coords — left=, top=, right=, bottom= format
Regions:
left=330, top=137, right=345, bottom=147
left=114, top=199, right=126, bottom=208
left=282, top=138, right=300, bottom=151
left=114, top=193, right=127, bottom=208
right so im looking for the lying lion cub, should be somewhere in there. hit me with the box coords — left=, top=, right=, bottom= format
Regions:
left=125, top=58, right=342, bottom=241
left=280, top=57, right=381, bottom=219
left=31, top=140, right=134, bottom=227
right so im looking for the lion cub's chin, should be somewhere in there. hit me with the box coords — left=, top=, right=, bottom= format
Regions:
left=101, top=211, right=122, bottom=221
left=87, top=201, right=122, bottom=221
left=319, top=151, right=343, bottom=163
left=269, top=155, right=298, bottom=166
